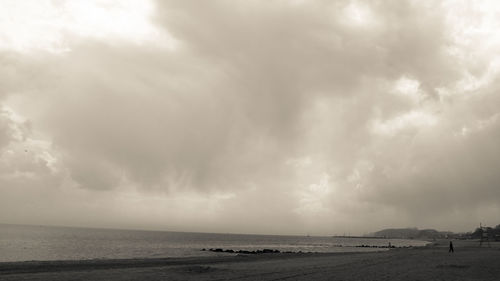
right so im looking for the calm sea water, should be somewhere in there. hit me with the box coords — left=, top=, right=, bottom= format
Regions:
left=0, top=224, right=429, bottom=262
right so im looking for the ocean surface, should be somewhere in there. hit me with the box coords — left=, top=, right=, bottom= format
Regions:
left=0, top=224, right=429, bottom=262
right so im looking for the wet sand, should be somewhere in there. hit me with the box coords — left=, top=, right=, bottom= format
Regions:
left=1, top=240, right=499, bottom=281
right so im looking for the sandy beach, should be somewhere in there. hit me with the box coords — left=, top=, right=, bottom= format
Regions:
left=1, top=240, right=499, bottom=281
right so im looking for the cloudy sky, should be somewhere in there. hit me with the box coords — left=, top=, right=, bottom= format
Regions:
left=1, top=0, right=499, bottom=235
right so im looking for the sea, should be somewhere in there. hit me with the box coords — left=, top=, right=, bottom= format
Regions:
left=0, top=224, right=429, bottom=262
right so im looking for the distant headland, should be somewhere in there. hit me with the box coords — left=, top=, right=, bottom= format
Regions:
left=365, top=224, right=500, bottom=240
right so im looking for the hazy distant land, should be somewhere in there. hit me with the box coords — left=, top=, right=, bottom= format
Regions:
left=369, top=225, right=500, bottom=240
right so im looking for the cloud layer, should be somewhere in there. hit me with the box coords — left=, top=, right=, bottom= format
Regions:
left=1, top=0, right=499, bottom=235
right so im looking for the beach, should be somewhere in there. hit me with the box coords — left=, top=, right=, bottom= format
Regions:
left=1, top=240, right=499, bottom=281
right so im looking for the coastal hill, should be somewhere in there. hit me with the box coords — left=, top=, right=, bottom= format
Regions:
left=369, top=227, right=453, bottom=239
left=370, top=224, right=500, bottom=240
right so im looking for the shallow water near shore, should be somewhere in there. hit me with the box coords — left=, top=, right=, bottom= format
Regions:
left=0, top=224, right=428, bottom=262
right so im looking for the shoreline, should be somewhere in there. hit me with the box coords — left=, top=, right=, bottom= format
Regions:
left=1, top=240, right=499, bottom=280
left=0, top=251, right=370, bottom=275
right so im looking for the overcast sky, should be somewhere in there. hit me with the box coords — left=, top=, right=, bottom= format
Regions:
left=1, top=0, right=499, bottom=235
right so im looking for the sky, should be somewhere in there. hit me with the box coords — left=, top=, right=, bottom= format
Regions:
left=1, top=0, right=500, bottom=236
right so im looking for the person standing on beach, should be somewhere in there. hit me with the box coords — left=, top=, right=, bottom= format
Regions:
left=449, top=241, right=454, bottom=253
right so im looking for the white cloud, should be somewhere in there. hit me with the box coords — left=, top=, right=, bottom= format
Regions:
left=340, top=1, right=378, bottom=28
left=372, top=110, right=438, bottom=136
left=392, top=76, right=423, bottom=103
left=0, top=0, right=176, bottom=53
